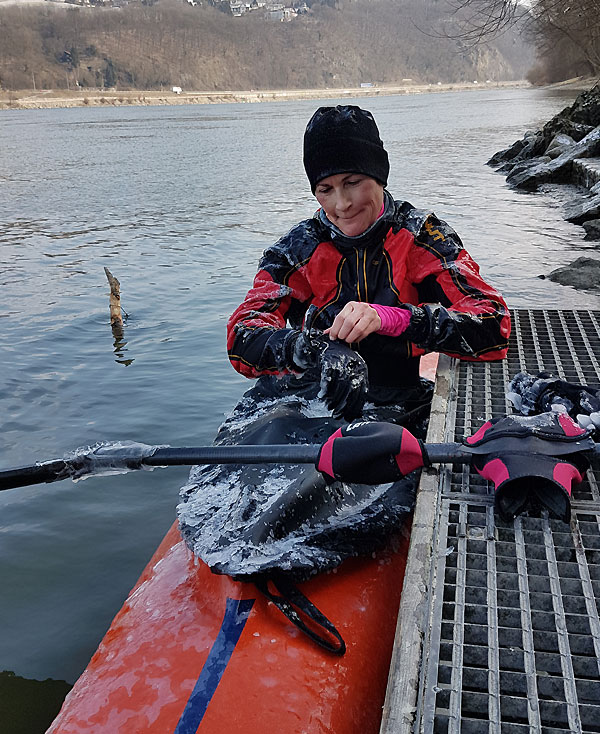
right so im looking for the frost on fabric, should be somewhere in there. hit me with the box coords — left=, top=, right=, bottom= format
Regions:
left=177, top=388, right=421, bottom=581
left=177, top=462, right=409, bottom=580
left=507, top=371, right=600, bottom=423
left=56, top=441, right=164, bottom=482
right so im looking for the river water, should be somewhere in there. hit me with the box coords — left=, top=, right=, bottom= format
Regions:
left=1, top=87, right=599, bottom=731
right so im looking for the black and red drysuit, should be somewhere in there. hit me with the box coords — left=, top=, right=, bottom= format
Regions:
left=227, top=192, right=511, bottom=392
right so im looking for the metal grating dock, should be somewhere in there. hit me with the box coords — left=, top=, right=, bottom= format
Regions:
left=381, top=310, right=600, bottom=734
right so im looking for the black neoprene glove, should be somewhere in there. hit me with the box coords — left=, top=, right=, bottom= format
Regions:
left=287, top=330, right=369, bottom=421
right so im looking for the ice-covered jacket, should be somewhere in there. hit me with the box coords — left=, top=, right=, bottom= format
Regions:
left=227, top=192, right=511, bottom=388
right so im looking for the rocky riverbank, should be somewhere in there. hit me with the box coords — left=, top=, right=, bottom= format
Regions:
left=0, top=80, right=529, bottom=111
left=488, top=82, right=600, bottom=292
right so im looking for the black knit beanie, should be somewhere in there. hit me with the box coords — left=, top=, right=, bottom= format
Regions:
left=303, top=105, right=389, bottom=193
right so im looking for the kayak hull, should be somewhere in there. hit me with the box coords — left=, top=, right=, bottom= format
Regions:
left=47, top=522, right=410, bottom=734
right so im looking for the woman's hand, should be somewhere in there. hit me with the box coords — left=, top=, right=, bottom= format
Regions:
left=324, top=301, right=382, bottom=343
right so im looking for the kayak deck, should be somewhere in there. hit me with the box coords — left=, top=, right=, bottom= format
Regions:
left=47, top=521, right=410, bottom=733
left=382, top=309, right=600, bottom=733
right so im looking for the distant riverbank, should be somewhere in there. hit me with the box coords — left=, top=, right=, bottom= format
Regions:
left=0, top=80, right=530, bottom=110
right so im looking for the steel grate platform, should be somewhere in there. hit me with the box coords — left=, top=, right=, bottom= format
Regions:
left=381, top=310, right=600, bottom=734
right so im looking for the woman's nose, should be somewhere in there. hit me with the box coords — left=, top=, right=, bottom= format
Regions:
left=335, top=190, right=352, bottom=211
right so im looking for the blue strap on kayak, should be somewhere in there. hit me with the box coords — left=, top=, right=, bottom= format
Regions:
left=174, top=597, right=255, bottom=734
left=254, top=576, right=346, bottom=655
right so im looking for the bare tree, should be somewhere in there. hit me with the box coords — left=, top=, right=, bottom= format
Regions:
left=530, top=0, right=600, bottom=76
left=441, top=0, right=524, bottom=45
left=449, top=0, right=600, bottom=76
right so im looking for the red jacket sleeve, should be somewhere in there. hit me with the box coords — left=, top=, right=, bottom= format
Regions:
left=227, top=223, right=316, bottom=377
left=402, top=214, right=511, bottom=360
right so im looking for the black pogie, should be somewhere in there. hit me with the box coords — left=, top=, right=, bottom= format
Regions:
left=317, top=421, right=427, bottom=485
left=465, top=411, right=594, bottom=522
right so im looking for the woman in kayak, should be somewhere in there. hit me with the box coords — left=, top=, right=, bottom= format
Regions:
left=227, top=105, right=511, bottom=420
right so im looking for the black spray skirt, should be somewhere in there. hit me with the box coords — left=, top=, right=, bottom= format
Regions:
left=177, top=373, right=432, bottom=582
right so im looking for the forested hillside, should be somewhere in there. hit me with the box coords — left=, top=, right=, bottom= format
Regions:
left=0, top=0, right=533, bottom=91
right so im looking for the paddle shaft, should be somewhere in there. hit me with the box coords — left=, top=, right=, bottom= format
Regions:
left=1, top=442, right=470, bottom=491
left=0, top=445, right=320, bottom=491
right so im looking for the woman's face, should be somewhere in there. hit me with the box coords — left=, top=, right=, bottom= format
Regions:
left=314, top=173, right=384, bottom=237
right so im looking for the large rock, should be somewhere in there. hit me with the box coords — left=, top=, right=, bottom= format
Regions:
left=563, top=83, right=600, bottom=127
left=499, top=155, right=551, bottom=176
left=487, top=138, right=530, bottom=167
left=489, top=83, right=600, bottom=169
left=564, top=193, right=600, bottom=224
left=545, top=133, right=575, bottom=159
left=506, top=125, right=600, bottom=190
left=583, top=219, right=600, bottom=240
left=539, top=119, right=594, bottom=150
left=547, top=256, right=600, bottom=290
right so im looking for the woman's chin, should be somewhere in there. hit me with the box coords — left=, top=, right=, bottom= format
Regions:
left=337, top=219, right=366, bottom=237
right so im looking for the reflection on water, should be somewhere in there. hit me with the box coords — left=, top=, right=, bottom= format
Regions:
left=0, top=87, right=599, bottom=733
left=111, top=316, right=135, bottom=366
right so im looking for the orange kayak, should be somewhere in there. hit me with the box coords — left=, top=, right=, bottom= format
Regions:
left=48, top=354, right=437, bottom=734
left=47, top=522, right=409, bottom=734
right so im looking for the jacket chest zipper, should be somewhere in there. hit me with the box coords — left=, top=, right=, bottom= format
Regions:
left=356, top=248, right=367, bottom=302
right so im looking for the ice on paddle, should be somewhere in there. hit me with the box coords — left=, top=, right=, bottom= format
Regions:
left=60, top=441, right=163, bottom=481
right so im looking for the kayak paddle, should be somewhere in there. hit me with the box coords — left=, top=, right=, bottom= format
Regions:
left=1, top=413, right=597, bottom=498
left=0, top=440, right=472, bottom=491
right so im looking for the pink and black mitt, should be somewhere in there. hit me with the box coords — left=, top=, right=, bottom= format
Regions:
left=316, top=421, right=427, bottom=485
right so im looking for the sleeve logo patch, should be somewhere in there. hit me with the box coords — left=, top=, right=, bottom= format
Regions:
left=424, top=219, right=445, bottom=242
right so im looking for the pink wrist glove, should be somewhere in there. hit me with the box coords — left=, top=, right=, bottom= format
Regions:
left=370, top=304, right=412, bottom=337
